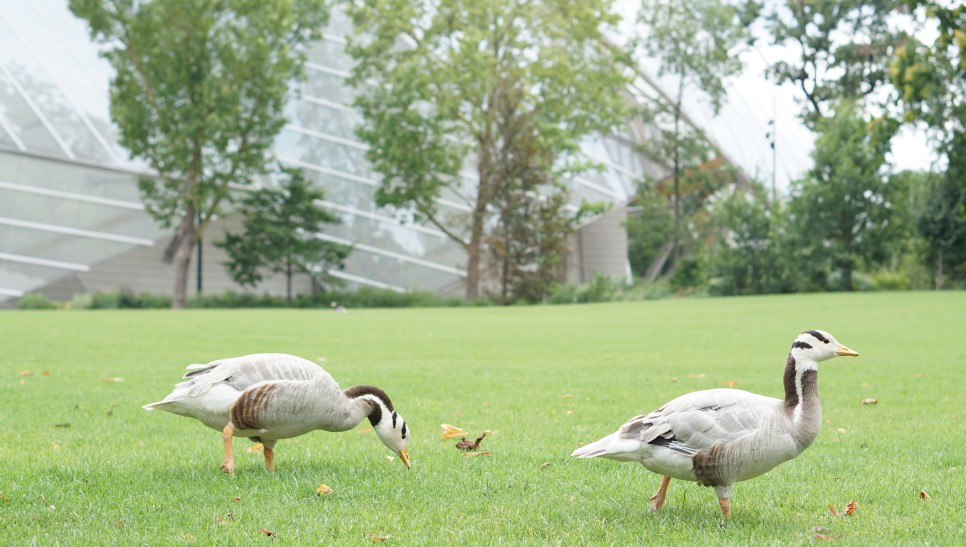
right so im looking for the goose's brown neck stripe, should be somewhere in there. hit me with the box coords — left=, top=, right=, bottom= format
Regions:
left=343, top=385, right=394, bottom=426
left=783, top=354, right=799, bottom=408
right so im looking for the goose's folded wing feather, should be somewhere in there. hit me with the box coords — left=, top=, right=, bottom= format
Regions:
left=620, top=389, right=781, bottom=453
left=167, top=353, right=331, bottom=400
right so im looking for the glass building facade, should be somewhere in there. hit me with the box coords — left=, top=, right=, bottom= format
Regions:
left=0, top=2, right=694, bottom=305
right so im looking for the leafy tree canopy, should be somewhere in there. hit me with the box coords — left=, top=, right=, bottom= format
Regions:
left=69, top=0, right=329, bottom=307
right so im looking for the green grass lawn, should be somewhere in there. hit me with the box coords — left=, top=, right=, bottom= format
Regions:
left=1, top=292, right=963, bottom=545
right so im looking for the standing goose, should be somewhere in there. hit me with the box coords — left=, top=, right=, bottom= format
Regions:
left=571, top=330, right=858, bottom=517
left=144, top=353, right=411, bottom=474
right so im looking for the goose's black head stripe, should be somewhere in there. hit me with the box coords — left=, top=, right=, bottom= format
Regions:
left=805, top=330, right=830, bottom=344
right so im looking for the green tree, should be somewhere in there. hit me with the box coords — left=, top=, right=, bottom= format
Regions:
left=761, top=0, right=908, bottom=128
left=634, top=0, right=748, bottom=273
left=890, top=4, right=966, bottom=288
left=345, top=0, right=631, bottom=299
left=69, top=0, right=329, bottom=308
left=786, top=102, right=900, bottom=291
left=707, top=182, right=798, bottom=295
left=217, top=167, right=351, bottom=302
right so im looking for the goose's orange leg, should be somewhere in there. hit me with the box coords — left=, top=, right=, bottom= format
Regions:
left=220, top=424, right=236, bottom=476
left=718, top=497, right=731, bottom=518
left=650, top=475, right=672, bottom=512
left=264, top=447, right=275, bottom=473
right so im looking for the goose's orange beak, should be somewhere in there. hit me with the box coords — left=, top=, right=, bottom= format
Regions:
left=398, top=448, right=411, bottom=469
left=836, top=344, right=859, bottom=357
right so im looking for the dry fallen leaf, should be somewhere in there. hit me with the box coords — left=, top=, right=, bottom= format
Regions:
left=183, top=534, right=195, bottom=542
left=723, top=380, right=738, bottom=387
left=42, top=371, right=50, bottom=377
left=463, top=451, right=492, bottom=457
left=248, top=443, right=264, bottom=453
left=359, top=427, right=373, bottom=434
left=0, top=492, right=9, bottom=504
left=51, top=444, right=60, bottom=451
left=232, top=496, right=241, bottom=503
left=829, top=503, right=840, bottom=517
left=115, top=519, right=123, bottom=528
left=845, top=500, right=857, bottom=516
left=259, top=528, right=276, bottom=538
left=671, top=377, right=678, bottom=383
left=19, top=370, right=33, bottom=376
left=836, top=428, right=847, bottom=434
left=920, top=490, right=931, bottom=500
left=540, top=462, right=551, bottom=469
left=560, top=394, right=574, bottom=399
left=364, top=531, right=389, bottom=542
left=862, top=399, right=878, bottom=405
left=456, top=432, right=487, bottom=451
left=440, top=424, right=467, bottom=439
left=316, top=484, right=334, bottom=496
left=815, top=534, right=843, bottom=541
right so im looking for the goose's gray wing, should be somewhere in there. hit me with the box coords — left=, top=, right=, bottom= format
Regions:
left=170, top=353, right=332, bottom=400
left=620, top=388, right=781, bottom=455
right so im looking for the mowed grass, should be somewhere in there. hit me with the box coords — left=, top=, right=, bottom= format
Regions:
left=1, top=292, right=963, bottom=545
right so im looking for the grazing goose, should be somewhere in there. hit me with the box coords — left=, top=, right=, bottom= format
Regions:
left=571, top=330, right=858, bottom=517
left=144, top=353, right=411, bottom=474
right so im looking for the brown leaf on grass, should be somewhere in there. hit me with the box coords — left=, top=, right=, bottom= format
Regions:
left=232, top=496, right=241, bottom=503
left=115, top=519, right=123, bottom=528
left=540, top=462, right=551, bottom=469
left=258, top=528, right=276, bottom=538
left=248, top=443, right=264, bottom=453
left=359, top=427, right=373, bottom=434
left=560, top=394, right=574, bottom=399
left=364, top=531, right=389, bottom=542
left=844, top=500, right=857, bottom=516
left=463, top=451, right=492, bottom=457
left=42, top=370, right=50, bottom=377
left=920, top=490, right=931, bottom=500
left=815, top=534, right=843, bottom=541
left=862, top=399, right=878, bottom=405
left=440, top=424, right=467, bottom=439
left=0, top=492, right=9, bottom=504
left=316, top=484, right=334, bottom=496
left=19, top=370, right=33, bottom=376
left=455, top=432, right=486, bottom=451
left=723, top=380, right=738, bottom=387
left=671, top=377, right=679, bottom=383
left=828, top=503, right=840, bottom=517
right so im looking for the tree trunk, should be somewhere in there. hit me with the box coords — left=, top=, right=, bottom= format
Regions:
left=842, top=263, right=853, bottom=292
left=466, top=144, right=494, bottom=300
left=172, top=210, right=197, bottom=309
left=936, top=248, right=944, bottom=290
left=286, top=258, right=293, bottom=303
left=671, top=78, right=685, bottom=267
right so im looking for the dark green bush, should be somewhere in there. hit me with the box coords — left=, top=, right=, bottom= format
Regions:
left=17, top=293, right=61, bottom=310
